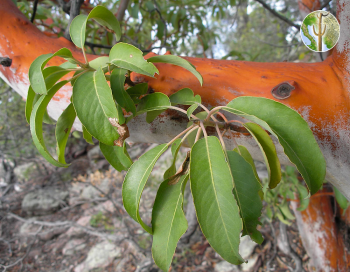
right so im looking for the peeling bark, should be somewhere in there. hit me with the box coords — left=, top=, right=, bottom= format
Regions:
left=291, top=190, right=350, bottom=272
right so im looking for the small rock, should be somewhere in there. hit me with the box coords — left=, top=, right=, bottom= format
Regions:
left=66, top=216, right=91, bottom=237
left=87, top=145, right=104, bottom=161
left=62, top=239, right=87, bottom=255
left=241, top=254, right=258, bottom=272
left=80, top=178, right=110, bottom=199
left=38, top=227, right=68, bottom=241
left=14, top=162, right=37, bottom=182
left=239, top=236, right=257, bottom=259
left=19, top=220, right=41, bottom=235
left=22, top=188, right=69, bottom=216
left=74, top=241, right=122, bottom=272
left=214, top=261, right=240, bottom=272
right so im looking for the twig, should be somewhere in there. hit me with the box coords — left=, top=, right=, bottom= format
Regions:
left=152, top=0, right=167, bottom=48
left=278, top=222, right=304, bottom=272
left=6, top=212, right=125, bottom=242
left=30, top=0, right=39, bottom=23
left=254, top=0, right=300, bottom=30
left=266, top=221, right=277, bottom=271
left=85, top=41, right=112, bottom=50
left=59, top=197, right=108, bottom=212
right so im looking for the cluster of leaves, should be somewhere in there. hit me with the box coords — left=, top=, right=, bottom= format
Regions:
left=26, top=6, right=326, bottom=271
left=263, top=166, right=309, bottom=225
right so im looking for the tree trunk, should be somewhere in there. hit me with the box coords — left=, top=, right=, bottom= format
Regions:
left=1, top=0, right=350, bottom=270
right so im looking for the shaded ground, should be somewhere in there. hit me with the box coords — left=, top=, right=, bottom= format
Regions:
left=0, top=143, right=311, bottom=272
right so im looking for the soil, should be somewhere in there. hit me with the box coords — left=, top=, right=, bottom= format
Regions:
left=0, top=143, right=311, bottom=272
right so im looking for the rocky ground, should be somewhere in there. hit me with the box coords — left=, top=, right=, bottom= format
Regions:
left=0, top=143, right=311, bottom=272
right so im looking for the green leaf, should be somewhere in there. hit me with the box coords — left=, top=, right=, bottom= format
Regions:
left=187, top=104, right=198, bottom=119
left=137, top=93, right=171, bottom=114
left=100, top=142, right=133, bottom=171
left=25, top=86, right=36, bottom=124
left=243, top=123, right=281, bottom=189
left=29, top=48, right=78, bottom=95
left=87, top=6, right=121, bottom=41
left=227, top=151, right=263, bottom=244
left=43, top=109, right=55, bottom=124
left=296, top=184, right=309, bottom=211
left=69, top=14, right=88, bottom=49
left=42, top=66, right=72, bottom=90
left=164, top=138, right=182, bottom=179
left=59, top=61, right=78, bottom=69
left=223, top=97, right=326, bottom=194
left=55, top=103, right=76, bottom=164
left=72, top=69, right=120, bottom=146
left=146, top=109, right=165, bottom=123
left=126, top=83, right=148, bottom=97
left=109, top=43, right=159, bottom=77
left=152, top=175, right=188, bottom=271
left=334, top=187, right=350, bottom=211
left=279, top=202, right=295, bottom=221
left=233, top=145, right=260, bottom=183
left=169, top=88, right=201, bottom=105
left=26, top=66, right=71, bottom=124
left=276, top=211, right=292, bottom=225
left=148, top=55, right=203, bottom=86
left=122, top=144, right=168, bottom=234
left=190, top=137, right=244, bottom=264
left=30, top=81, right=69, bottom=167
left=130, top=3, right=139, bottom=18
left=156, top=20, right=165, bottom=40
left=116, top=103, right=125, bottom=125
left=83, top=125, right=94, bottom=144
left=70, top=6, right=121, bottom=49
left=89, top=56, right=110, bottom=70
left=186, top=125, right=199, bottom=148
left=110, top=68, right=136, bottom=115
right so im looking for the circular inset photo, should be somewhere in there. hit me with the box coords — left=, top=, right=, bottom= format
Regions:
left=300, top=10, right=340, bottom=52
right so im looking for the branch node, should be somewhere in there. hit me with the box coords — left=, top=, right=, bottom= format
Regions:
left=0, top=57, right=12, bottom=67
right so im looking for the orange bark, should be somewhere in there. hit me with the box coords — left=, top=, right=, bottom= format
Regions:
left=1, top=0, right=350, bottom=270
left=292, top=189, right=350, bottom=271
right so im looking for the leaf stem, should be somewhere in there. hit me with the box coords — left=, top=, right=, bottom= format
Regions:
left=195, top=126, right=202, bottom=143
left=205, top=106, right=225, bottom=122
left=168, top=106, right=198, bottom=120
left=68, top=70, right=89, bottom=82
left=181, top=125, right=200, bottom=145
left=200, top=121, right=207, bottom=138
left=82, top=46, right=88, bottom=64
left=167, top=124, right=196, bottom=146
left=215, top=123, right=227, bottom=157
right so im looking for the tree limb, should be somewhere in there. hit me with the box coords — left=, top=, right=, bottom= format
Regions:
left=57, top=0, right=71, bottom=14
left=116, top=0, right=130, bottom=22
left=64, top=0, right=84, bottom=40
left=254, top=0, right=301, bottom=30
left=30, top=0, right=39, bottom=23
left=321, top=0, right=332, bottom=10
